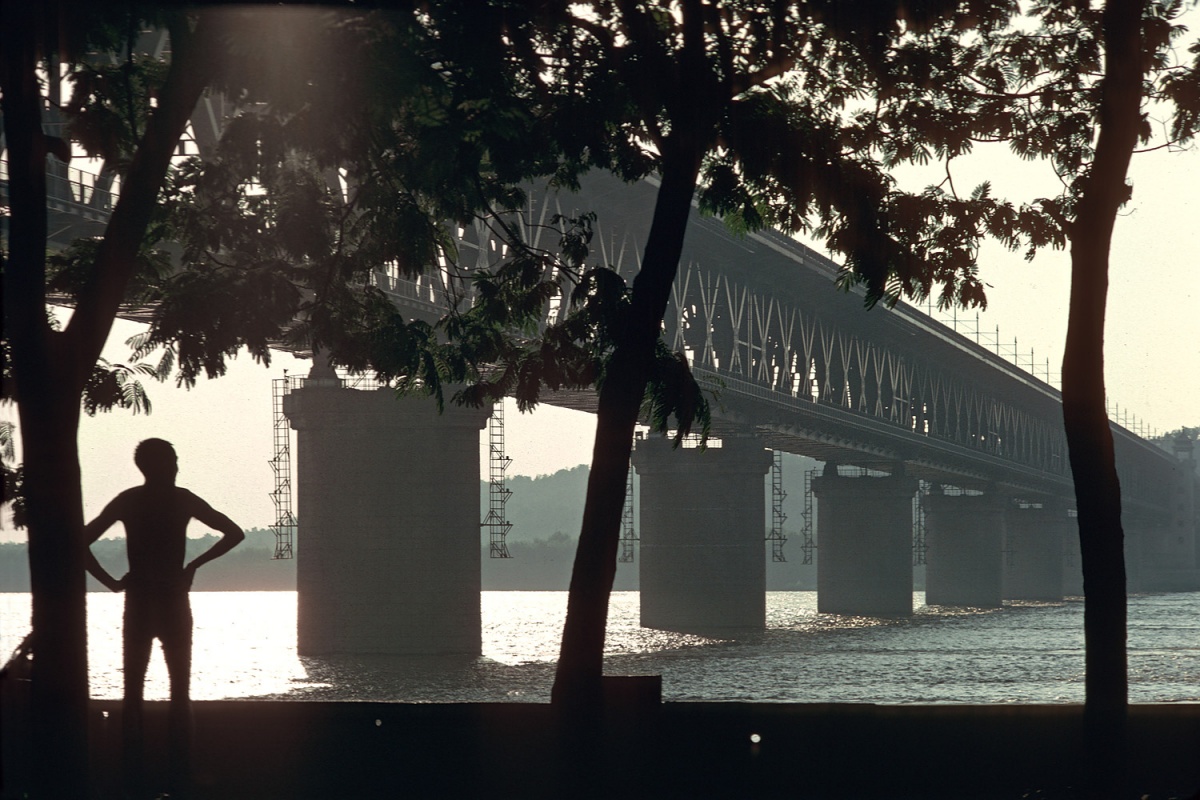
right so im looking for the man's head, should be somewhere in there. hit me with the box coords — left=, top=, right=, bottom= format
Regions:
left=134, top=438, right=178, bottom=482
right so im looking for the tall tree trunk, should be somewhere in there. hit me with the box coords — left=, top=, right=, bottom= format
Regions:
left=0, top=14, right=92, bottom=796
left=1062, top=0, right=1144, bottom=795
left=1, top=12, right=213, bottom=795
left=552, top=143, right=703, bottom=710
left=23, top=388, right=90, bottom=798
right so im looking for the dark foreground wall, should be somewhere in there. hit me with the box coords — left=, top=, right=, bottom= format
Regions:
left=4, top=695, right=1197, bottom=799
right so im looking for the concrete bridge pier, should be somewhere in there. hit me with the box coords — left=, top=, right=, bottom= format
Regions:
left=1062, top=522, right=1084, bottom=596
left=923, top=491, right=1005, bottom=608
left=283, top=362, right=489, bottom=655
left=1003, top=502, right=1071, bottom=601
left=1123, top=521, right=1148, bottom=593
left=812, top=465, right=917, bottom=617
left=631, top=435, right=772, bottom=636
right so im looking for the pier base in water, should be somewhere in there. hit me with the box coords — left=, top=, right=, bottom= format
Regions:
left=924, top=492, right=1005, bottom=608
left=632, top=436, right=771, bottom=636
left=1004, top=502, right=1070, bottom=601
left=284, top=370, right=488, bottom=656
left=813, top=466, right=917, bottom=617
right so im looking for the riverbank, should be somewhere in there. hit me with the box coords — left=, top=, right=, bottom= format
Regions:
left=3, top=694, right=1198, bottom=798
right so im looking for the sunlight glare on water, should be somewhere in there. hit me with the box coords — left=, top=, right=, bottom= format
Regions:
left=1, top=590, right=1196, bottom=704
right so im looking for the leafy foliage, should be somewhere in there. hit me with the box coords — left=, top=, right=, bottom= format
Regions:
left=113, top=6, right=713, bottom=438
left=0, top=421, right=25, bottom=529
left=861, top=0, right=1200, bottom=254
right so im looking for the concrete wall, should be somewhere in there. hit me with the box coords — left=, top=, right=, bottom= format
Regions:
left=632, top=436, right=771, bottom=635
left=284, top=380, right=488, bottom=655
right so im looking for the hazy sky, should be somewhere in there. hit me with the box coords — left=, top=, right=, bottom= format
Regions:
left=2, top=91, right=1198, bottom=545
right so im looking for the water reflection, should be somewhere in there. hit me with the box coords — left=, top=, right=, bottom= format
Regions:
left=1, top=589, right=1195, bottom=704
left=286, top=653, right=556, bottom=702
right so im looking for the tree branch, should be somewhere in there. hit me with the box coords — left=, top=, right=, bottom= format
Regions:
left=65, top=11, right=218, bottom=385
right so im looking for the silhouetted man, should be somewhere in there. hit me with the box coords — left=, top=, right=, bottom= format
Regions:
left=86, top=438, right=245, bottom=799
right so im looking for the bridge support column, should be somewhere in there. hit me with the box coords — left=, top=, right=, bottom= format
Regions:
left=1003, top=502, right=1070, bottom=601
left=813, top=465, right=917, bottom=617
left=1062, top=520, right=1084, bottom=596
left=1141, top=438, right=1199, bottom=590
left=923, top=492, right=1005, bottom=608
left=284, top=364, right=488, bottom=655
left=1123, top=521, right=1147, bottom=593
left=632, top=435, right=771, bottom=635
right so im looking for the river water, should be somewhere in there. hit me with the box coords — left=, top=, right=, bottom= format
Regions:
left=1, top=591, right=1197, bottom=704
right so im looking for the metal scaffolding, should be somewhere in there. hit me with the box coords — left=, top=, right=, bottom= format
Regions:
left=483, top=401, right=513, bottom=558
left=268, top=376, right=297, bottom=560
left=800, top=468, right=816, bottom=565
left=912, top=480, right=930, bottom=566
left=767, top=451, right=788, bottom=561
left=619, top=461, right=637, bottom=563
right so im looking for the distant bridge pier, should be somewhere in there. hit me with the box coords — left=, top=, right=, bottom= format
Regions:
left=923, top=491, right=1005, bottom=608
left=1141, top=434, right=1200, bottom=590
left=631, top=435, right=772, bottom=636
left=1003, top=501, right=1070, bottom=602
left=283, top=360, right=489, bottom=655
left=1062, top=526, right=1084, bottom=596
left=812, top=465, right=917, bottom=617
left=1123, top=521, right=1148, bottom=593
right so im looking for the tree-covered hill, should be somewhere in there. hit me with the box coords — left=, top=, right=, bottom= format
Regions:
left=0, top=458, right=820, bottom=592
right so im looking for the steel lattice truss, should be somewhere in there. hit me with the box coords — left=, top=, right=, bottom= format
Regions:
left=664, top=257, right=1069, bottom=475
left=364, top=173, right=1175, bottom=517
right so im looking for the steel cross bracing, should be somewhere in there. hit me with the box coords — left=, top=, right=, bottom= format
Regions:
left=656, top=233, right=1176, bottom=516
left=666, top=255, right=1073, bottom=488
left=365, top=173, right=1175, bottom=517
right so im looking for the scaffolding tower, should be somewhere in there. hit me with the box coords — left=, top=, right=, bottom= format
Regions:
left=268, top=376, right=296, bottom=560
left=619, top=461, right=637, bottom=562
left=800, top=468, right=816, bottom=565
left=912, top=480, right=930, bottom=566
left=767, top=451, right=788, bottom=561
left=483, top=401, right=513, bottom=558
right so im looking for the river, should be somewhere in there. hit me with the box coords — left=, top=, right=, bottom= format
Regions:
left=1, top=590, right=1197, bottom=704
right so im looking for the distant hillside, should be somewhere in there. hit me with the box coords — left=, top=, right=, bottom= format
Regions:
left=482, top=533, right=639, bottom=590
left=0, top=528, right=295, bottom=593
left=483, top=454, right=821, bottom=590
left=481, top=464, right=591, bottom=542
left=484, top=453, right=821, bottom=544
left=1, top=454, right=822, bottom=592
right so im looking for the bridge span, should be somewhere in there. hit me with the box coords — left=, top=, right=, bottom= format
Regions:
left=278, top=172, right=1198, bottom=653
left=10, top=154, right=1196, bottom=655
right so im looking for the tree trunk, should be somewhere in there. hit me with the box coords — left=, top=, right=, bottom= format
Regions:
left=1, top=12, right=213, bottom=795
left=1062, top=0, right=1144, bottom=795
left=23, top=388, right=90, bottom=798
left=552, top=143, right=703, bottom=710
left=1, top=14, right=92, bottom=796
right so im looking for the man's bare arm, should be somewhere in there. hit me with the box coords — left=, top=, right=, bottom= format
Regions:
left=84, top=498, right=126, bottom=592
left=185, top=498, right=245, bottom=576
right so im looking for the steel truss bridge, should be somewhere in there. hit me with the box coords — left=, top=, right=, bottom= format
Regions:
left=3, top=144, right=1177, bottom=525
left=368, top=171, right=1176, bottom=523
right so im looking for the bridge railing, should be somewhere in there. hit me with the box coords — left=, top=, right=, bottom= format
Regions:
left=2, top=158, right=107, bottom=219
left=911, top=297, right=1158, bottom=440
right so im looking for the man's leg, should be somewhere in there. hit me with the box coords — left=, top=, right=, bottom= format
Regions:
left=123, top=598, right=153, bottom=799
left=161, top=593, right=194, bottom=798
